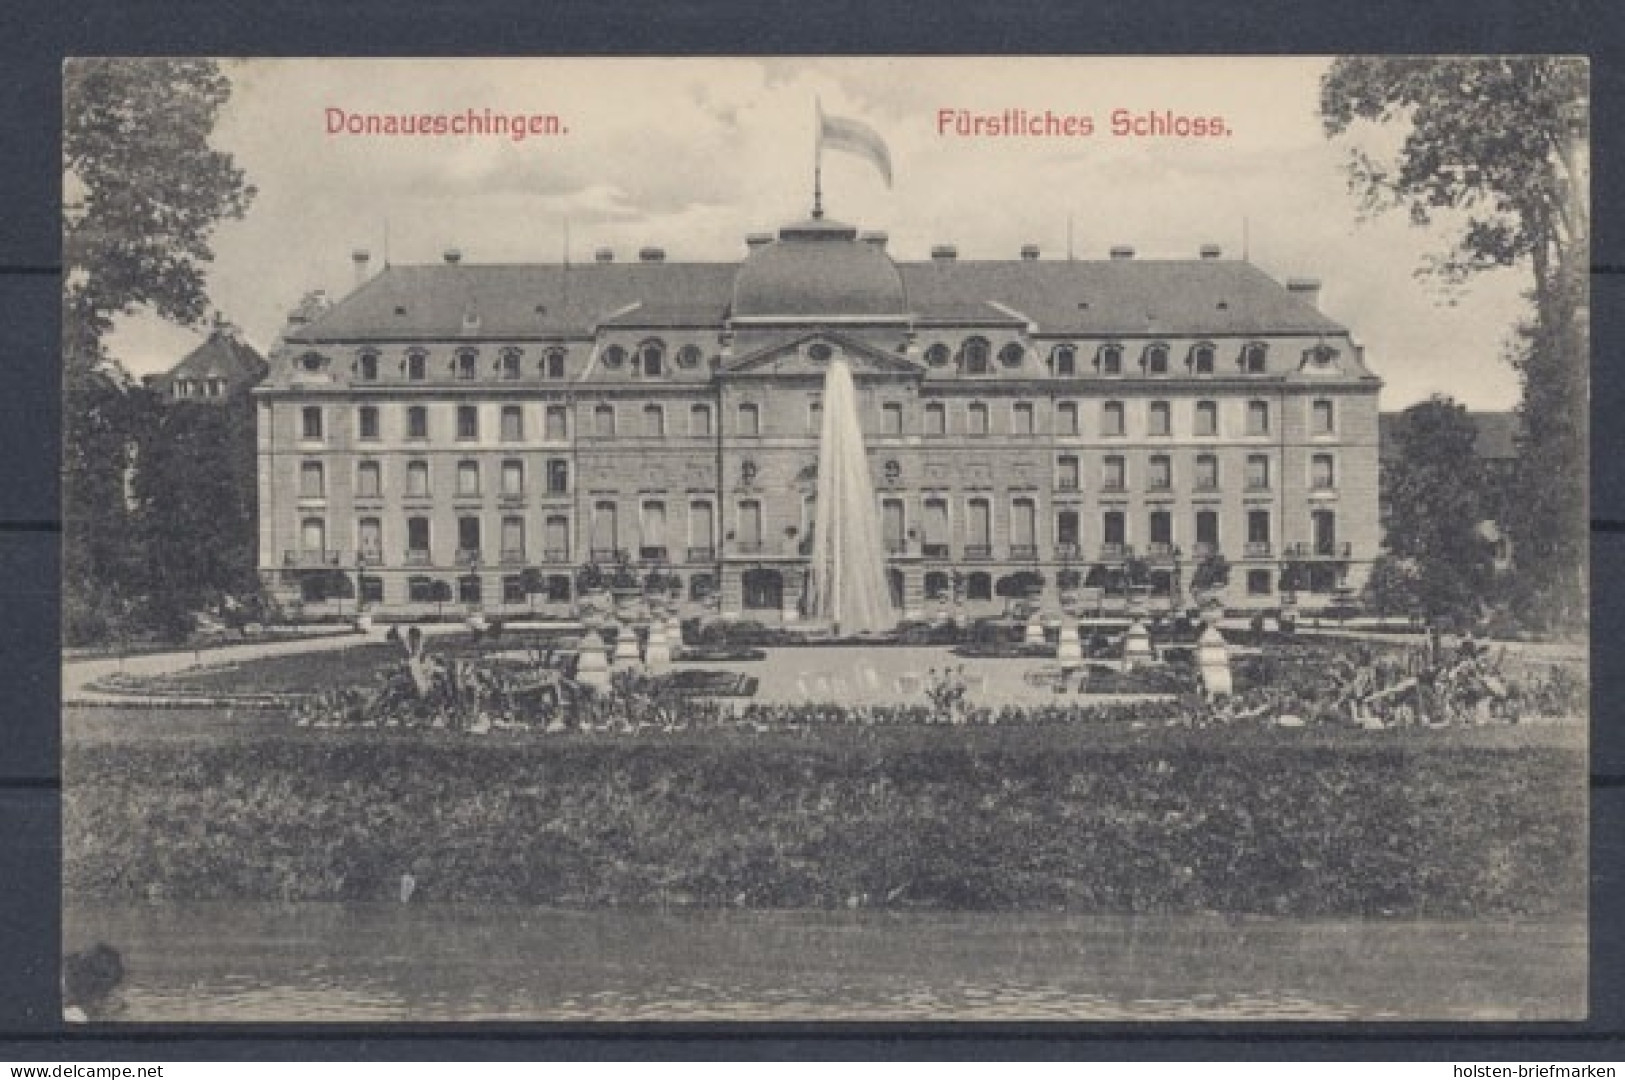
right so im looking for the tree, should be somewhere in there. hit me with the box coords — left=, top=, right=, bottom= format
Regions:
left=1381, top=397, right=1497, bottom=626
left=61, top=59, right=256, bottom=642
left=1321, top=57, right=1587, bottom=626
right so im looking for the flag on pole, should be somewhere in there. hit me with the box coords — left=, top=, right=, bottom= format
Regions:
left=817, top=102, right=893, bottom=188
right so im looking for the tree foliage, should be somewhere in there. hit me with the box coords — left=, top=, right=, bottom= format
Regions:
left=1321, top=57, right=1587, bottom=627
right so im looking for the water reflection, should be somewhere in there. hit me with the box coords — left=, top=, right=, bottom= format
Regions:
left=64, top=903, right=1584, bottom=1022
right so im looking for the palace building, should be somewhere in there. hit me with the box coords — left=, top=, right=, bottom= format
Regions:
left=256, top=212, right=1381, bottom=620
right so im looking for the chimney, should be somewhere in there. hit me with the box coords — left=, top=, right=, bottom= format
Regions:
left=638, top=246, right=666, bottom=263
left=443, top=248, right=462, bottom=265
left=1020, top=243, right=1040, bottom=261
left=860, top=230, right=889, bottom=249
left=1199, top=243, right=1222, bottom=260
left=1109, top=245, right=1135, bottom=260
left=745, top=232, right=773, bottom=250
left=351, top=248, right=371, bottom=286
left=594, top=247, right=615, bottom=263
left=1286, top=277, right=1322, bottom=309
left=930, top=244, right=958, bottom=262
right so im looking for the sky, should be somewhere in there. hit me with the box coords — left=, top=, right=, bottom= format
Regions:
left=104, top=57, right=1536, bottom=410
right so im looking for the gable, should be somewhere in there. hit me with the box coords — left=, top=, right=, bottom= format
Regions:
left=723, top=331, right=923, bottom=377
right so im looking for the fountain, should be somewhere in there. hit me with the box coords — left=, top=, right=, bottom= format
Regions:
left=804, top=357, right=899, bottom=636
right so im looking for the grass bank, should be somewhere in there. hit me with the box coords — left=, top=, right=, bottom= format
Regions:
left=64, top=722, right=1585, bottom=917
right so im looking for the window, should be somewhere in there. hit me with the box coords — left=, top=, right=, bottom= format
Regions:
left=1103, top=510, right=1126, bottom=546
left=1246, top=454, right=1270, bottom=491
left=544, top=349, right=566, bottom=379
left=1248, top=509, right=1271, bottom=545
left=457, top=405, right=479, bottom=440
left=358, top=406, right=379, bottom=439
left=301, top=407, right=323, bottom=440
left=299, top=461, right=325, bottom=498
left=641, top=501, right=667, bottom=558
left=1148, top=454, right=1172, bottom=491
left=300, top=517, right=326, bottom=555
left=207, top=377, right=224, bottom=397
left=924, top=402, right=946, bottom=436
left=457, top=516, right=482, bottom=559
left=357, top=460, right=381, bottom=498
left=407, top=352, right=427, bottom=381
left=1057, top=455, right=1080, bottom=491
left=1195, top=400, right=1218, bottom=437
left=1011, top=498, right=1037, bottom=552
left=1191, top=343, right=1215, bottom=375
left=1099, top=344, right=1123, bottom=375
left=501, top=405, right=524, bottom=442
left=547, top=459, right=569, bottom=494
left=407, top=405, right=428, bottom=439
left=1312, top=453, right=1335, bottom=490
left=1103, top=401, right=1125, bottom=437
left=966, top=571, right=992, bottom=601
left=357, top=518, right=382, bottom=561
left=923, top=498, right=949, bottom=555
left=1246, top=400, right=1270, bottom=435
left=1149, top=509, right=1173, bottom=545
left=408, top=575, right=436, bottom=602
left=925, top=343, right=951, bottom=368
left=1149, top=400, right=1171, bottom=436
left=999, top=343, right=1025, bottom=368
left=406, top=460, right=430, bottom=497
left=1196, top=510, right=1219, bottom=548
left=643, top=403, right=665, bottom=437
left=503, top=575, right=526, bottom=603
left=808, top=400, right=823, bottom=436
left=967, top=402, right=989, bottom=436
left=689, top=501, right=714, bottom=556
left=1104, top=455, right=1126, bottom=491
left=690, top=403, right=712, bottom=436
left=1313, top=509, right=1338, bottom=556
left=407, top=517, right=431, bottom=556
left=602, top=345, right=627, bottom=370
left=638, top=341, right=664, bottom=377
left=545, top=404, right=568, bottom=439
left=962, top=337, right=992, bottom=375
left=1012, top=402, right=1034, bottom=435
left=737, top=402, right=760, bottom=436
left=458, top=574, right=483, bottom=603
left=1195, top=453, right=1219, bottom=491
left=1057, top=400, right=1079, bottom=436
left=1241, top=342, right=1269, bottom=374
left=546, top=515, right=571, bottom=561
left=500, top=348, right=522, bottom=380
left=173, top=380, right=191, bottom=399
left=594, top=404, right=616, bottom=437
left=457, top=460, right=480, bottom=497
left=1144, top=343, right=1170, bottom=375
left=1313, top=398, right=1335, bottom=435
left=967, top=498, right=992, bottom=550
left=882, top=402, right=904, bottom=435
left=456, top=349, right=479, bottom=380
left=737, top=500, right=763, bottom=549
left=1052, top=345, right=1077, bottom=376
left=1247, top=569, right=1272, bottom=596
left=501, top=460, right=524, bottom=497
left=502, top=516, right=525, bottom=561
left=358, top=352, right=379, bottom=381
left=676, top=345, right=703, bottom=369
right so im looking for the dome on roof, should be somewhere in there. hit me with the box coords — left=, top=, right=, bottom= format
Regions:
left=731, top=216, right=907, bottom=319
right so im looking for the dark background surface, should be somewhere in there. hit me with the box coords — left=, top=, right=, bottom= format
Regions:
left=1, top=0, right=1622, bottom=1058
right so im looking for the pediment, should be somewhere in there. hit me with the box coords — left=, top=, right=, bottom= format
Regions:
left=723, top=331, right=923, bottom=377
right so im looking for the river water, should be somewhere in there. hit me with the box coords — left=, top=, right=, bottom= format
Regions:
left=64, top=903, right=1584, bottom=1022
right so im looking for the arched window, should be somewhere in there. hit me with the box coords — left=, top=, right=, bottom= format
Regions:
left=1098, top=344, right=1124, bottom=375
left=961, top=337, right=992, bottom=375
left=499, top=347, right=523, bottom=380
left=358, top=351, right=379, bottom=381
left=593, top=404, right=616, bottom=437
left=543, top=348, right=567, bottom=379
left=1240, top=342, right=1269, bottom=373
left=1051, top=344, right=1077, bottom=376
left=1143, top=343, right=1170, bottom=375
left=406, top=350, right=427, bottom=381
left=1189, top=342, right=1216, bottom=375
left=455, top=348, right=479, bottom=380
left=638, top=340, right=665, bottom=377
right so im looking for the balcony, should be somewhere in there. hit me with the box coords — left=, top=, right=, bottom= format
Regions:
left=283, top=549, right=340, bottom=568
left=1009, top=544, right=1039, bottom=562
left=499, top=550, right=527, bottom=566
left=589, top=547, right=625, bottom=563
left=455, top=548, right=483, bottom=566
left=963, top=544, right=993, bottom=561
left=1244, top=541, right=1273, bottom=558
left=1055, top=479, right=1080, bottom=493
left=404, top=549, right=432, bottom=567
left=1146, top=541, right=1177, bottom=562
left=1192, top=542, right=1220, bottom=560
left=1099, top=543, right=1129, bottom=562
left=1056, top=542, right=1080, bottom=560
left=543, top=548, right=571, bottom=564
left=734, top=540, right=766, bottom=555
left=638, top=545, right=669, bottom=563
left=922, top=542, right=950, bottom=559
left=357, top=551, right=384, bottom=567
left=686, top=545, right=716, bottom=563
left=1286, top=541, right=1352, bottom=559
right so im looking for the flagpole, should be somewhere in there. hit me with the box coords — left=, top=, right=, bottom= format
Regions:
left=813, top=97, right=824, bottom=219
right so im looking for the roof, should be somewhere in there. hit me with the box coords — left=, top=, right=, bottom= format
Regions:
left=290, top=232, right=1346, bottom=342
left=1380, top=410, right=1521, bottom=463
left=159, top=330, right=269, bottom=385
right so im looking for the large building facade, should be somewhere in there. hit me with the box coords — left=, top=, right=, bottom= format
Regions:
left=257, top=214, right=1380, bottom=620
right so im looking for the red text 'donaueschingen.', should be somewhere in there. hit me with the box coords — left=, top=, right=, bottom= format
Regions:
left=324, top=108, right=569, bottom=141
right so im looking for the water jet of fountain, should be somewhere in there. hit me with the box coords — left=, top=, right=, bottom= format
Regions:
left=805, top=357, right=898, bottom=636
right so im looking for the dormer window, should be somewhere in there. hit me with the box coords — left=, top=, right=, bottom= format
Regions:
left=602, top=345, right=627, bottom=370
left=357, top=352, right=379, bottom=381
left=299, top=352, right=325, bottom=374
left=1305, top=344, right=1340, bottom=369
left=406, top=351, right=427, bottom=381
left=1190, top=342, right=1216, bottom=375
left=925, top=343, right=951, bottom=368
left=1240, top=342, right=1269, bottom=374
left=499, top=348, right=522, bottom=380
left=961, top=337, right=992, bottom=375
left=1052, top=345, right=1077, bottom=376
left=676, top=344, right=703, bottom=369
left=544, top=348, right=566, bottom=379
left=1143, top=343, right=1170, bottom=375
left=998, top=343, right=1025, bottom=368
left=638, top=340, right=665, bottom=377
left=455, top=349, right=478, bottom=380
left=807, top=343, right=833, bottom=363
left=1097, top=344, right=1124, bottom=376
